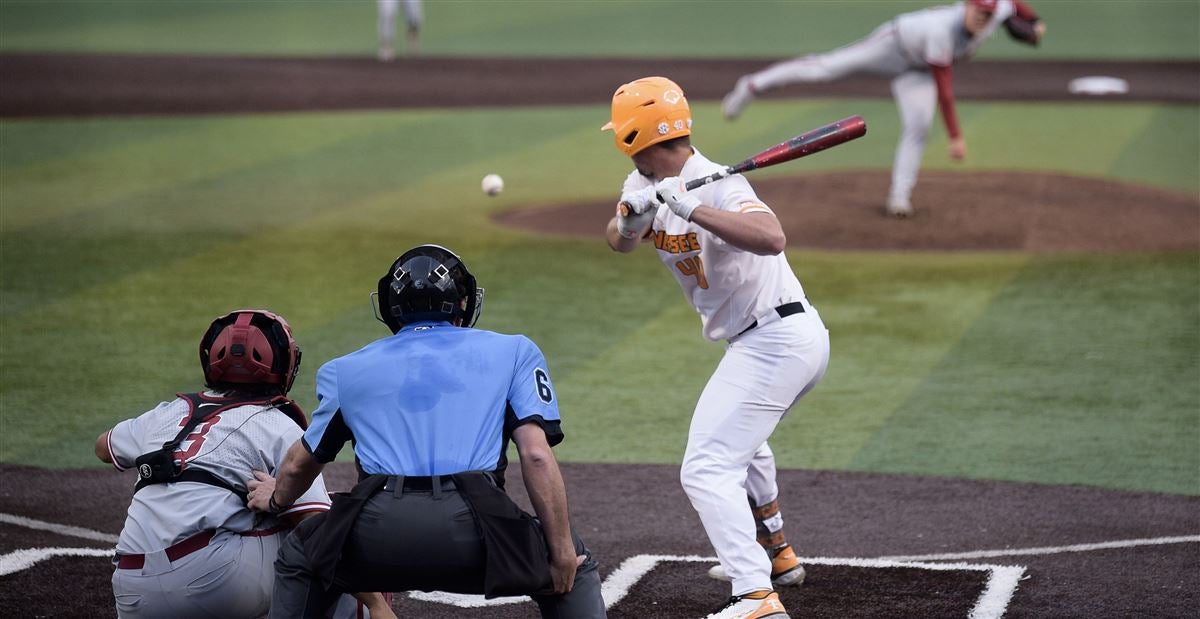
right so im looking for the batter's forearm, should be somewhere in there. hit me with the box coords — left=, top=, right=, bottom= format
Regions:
left=689, top=208, right=786, bottom=256
left=275, top=440, right=324, bottom=506
left=606, top=217, right=641, bottom=253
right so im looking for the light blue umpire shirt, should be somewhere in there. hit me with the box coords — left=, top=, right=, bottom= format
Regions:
left=302, top=321, right=562, bottom=476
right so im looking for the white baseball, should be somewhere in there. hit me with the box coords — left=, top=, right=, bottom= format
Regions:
left=481, top=174, right=504, bottom=196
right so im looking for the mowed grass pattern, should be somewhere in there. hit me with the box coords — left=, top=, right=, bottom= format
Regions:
left=2, top=98, right=1196, bottom=496
left=0, top=0, right=1196, bottom=59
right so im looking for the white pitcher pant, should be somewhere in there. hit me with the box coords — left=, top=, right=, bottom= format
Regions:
left=681, top=309, right=830, bottom=596
left=889, top=70, right=938, bottom=206
left=749, top=22, right=910, bottom=91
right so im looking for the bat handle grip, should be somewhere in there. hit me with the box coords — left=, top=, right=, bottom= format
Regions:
left=684, top=167, right=734, bottom=191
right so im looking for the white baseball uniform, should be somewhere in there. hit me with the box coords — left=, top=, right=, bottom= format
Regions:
left=377, top=0, right=423, bottom=59
left=621, top=149, right=831, bottom=595
left=739, top=1, right=1021, bottom=209
left=105, top=393, right=372, bottom=618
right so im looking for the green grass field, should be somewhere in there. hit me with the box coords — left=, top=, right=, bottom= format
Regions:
left=1, top=2, right=1197, bottom=497
left=0, top=0, right=1197, bottom=59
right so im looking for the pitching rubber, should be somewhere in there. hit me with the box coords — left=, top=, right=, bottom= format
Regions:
left=706, top=563, right=807, bottom=587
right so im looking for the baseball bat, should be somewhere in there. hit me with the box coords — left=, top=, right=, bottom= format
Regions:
left=685, top=115, right=867, bottom=190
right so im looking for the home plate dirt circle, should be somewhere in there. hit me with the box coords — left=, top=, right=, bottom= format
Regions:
left=493, top=170, right=1200, bottom=253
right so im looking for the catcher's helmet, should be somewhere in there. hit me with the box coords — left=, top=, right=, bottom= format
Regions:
left=375, top=244, right=484, bottom=333
left=601, top=76, right=692, bottom=156
left=199, top=309, right=302, bottom=395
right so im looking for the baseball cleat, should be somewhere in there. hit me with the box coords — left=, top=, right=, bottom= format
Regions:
left=885, top=198, right=914, bottom=218
left=704, top=590, right=789, bottom=619
left=707, top=544, right=806, bottom=587
left=721, top=76, right=757, bottom=121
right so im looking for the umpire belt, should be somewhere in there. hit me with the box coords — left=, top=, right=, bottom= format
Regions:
left=737, top=301, right=807, bottom=337
left=382, top=475, right=461, bottom=496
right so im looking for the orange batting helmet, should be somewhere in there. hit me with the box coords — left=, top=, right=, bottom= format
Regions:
left=601, top=76, right=692, bottom=157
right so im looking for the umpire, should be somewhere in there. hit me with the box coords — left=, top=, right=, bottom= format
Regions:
left=248, top=244, right=607, bottom=618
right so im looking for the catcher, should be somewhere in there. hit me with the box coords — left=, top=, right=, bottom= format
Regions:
left=95, top=309, right=393, bottom=618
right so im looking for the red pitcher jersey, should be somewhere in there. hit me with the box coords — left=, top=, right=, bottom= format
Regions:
left=621, top=149, right=807, bottom=341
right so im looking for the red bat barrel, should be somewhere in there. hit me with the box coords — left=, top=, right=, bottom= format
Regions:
left=734, top=115, right=866, bottom=175
left=684, top=115, right=867, bottom=191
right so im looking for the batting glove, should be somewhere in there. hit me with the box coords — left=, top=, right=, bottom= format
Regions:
left=654, top=177, right=701, bottom=221
left=615, top=186, right=658, bottom=239
left=615, top=204, right=655, bottom=240
left=619, top=186, right=659, bottom=215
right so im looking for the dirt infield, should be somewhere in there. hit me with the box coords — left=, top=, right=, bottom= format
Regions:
left=495, top=170, right=1200, bottom=253
left=1, top=462, right=1197, bottom=618
left=0, top=54, right=1196, bottom=117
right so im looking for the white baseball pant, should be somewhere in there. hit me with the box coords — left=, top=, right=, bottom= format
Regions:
left=111, top=530, right=376, bottom=619
left=111, top=531, right=278, bottom=618
left=681, top=303, right=830, bottom=596
left=378, top=0, right=423, bottom=41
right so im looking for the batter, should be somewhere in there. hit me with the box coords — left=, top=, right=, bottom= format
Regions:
left=721, top=0, right=1045, bottom=216
left=603, top=76, right=829, bottom=619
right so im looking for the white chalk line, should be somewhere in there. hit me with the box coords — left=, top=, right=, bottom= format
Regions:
left=0, top=513, right=118, bottom=544
left=409, top=554, right=1024, bottom=619
left=0, top=547, right=114, bottom=577
left=0, top=513, right=120, bottom=578
left=0, top=512, right=1191, bottom=619
left=876, top=534, right=1200, bottom=562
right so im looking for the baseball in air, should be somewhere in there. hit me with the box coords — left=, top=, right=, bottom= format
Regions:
left=481, top=174, right=504, bottom=196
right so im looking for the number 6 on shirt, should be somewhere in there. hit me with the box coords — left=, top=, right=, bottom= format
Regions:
left=534, top=368, right=554, bottom=403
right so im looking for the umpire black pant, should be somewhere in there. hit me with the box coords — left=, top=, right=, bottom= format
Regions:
left=269, top=477, right=606, bottom=618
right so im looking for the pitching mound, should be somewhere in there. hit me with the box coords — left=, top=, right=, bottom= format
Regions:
left=493, top=171, right=1199, bottom=252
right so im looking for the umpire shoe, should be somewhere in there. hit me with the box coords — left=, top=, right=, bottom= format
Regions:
left=706, top=544, right=807, bottom=587
left=721, top=76, right=757, bottom=121
left=704, top=589, right=789, bottom=619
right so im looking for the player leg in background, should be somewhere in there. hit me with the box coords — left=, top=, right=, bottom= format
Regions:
left=886, top=70, right=938, bottom=217
left=681, top=314, right=830, bottom=598
left=402, top=0, right=423, bottom=57
left=721, top=22, right=910, bottom=120
left=377, top=0, right=398, bottom=61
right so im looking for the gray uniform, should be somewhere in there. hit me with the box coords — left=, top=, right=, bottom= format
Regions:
left=741, top=1, right=1014, bottom=209
left=106, top=394, right=332, bottom=618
